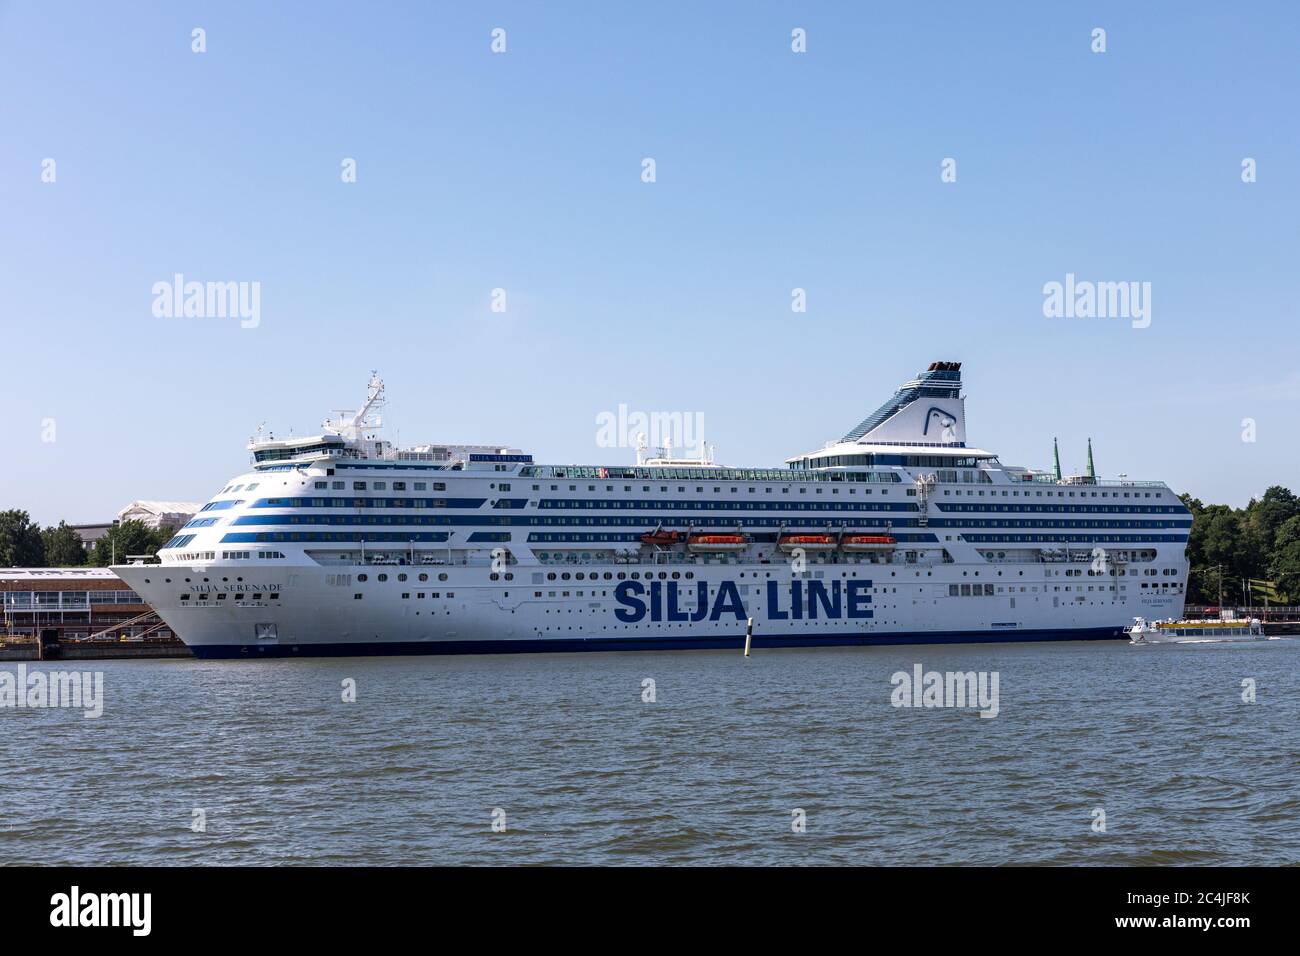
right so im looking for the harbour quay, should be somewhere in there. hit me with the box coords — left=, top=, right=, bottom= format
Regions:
left=0, top=568, right=191, bottom=660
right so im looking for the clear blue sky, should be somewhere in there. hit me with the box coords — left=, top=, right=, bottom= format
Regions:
left=2, top=1, right=1297, bottom=525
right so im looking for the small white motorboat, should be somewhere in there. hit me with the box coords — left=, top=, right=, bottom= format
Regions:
left=1127, top=616, right=1266, bottom=644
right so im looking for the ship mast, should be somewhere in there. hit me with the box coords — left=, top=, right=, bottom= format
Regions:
left=325, top=371, right=386, bottom=441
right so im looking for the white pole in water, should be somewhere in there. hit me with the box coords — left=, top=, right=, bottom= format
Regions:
left=743, top=617, right=753, bottom=657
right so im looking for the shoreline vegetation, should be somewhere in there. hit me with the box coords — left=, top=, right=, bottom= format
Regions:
left=0, top=515, right=174, bottom=571
left=1, top=485, right=1297, bottom=606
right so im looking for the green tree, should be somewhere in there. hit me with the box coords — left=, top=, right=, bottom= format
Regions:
left=1180, top=493, right=1208, bottom=598
left=0, top=510, right=46, bottom=567
left=1182, top=486, right=1298, bottom=605
left=41, top=521, right=87, bottom=566
left=152, top=524, right=178, bottom=552
left=91, top=520, right=171, bottom=566
left=1246, top=486, right=1300, bottom=549
left=1269, top=515, right=1300, bottom=603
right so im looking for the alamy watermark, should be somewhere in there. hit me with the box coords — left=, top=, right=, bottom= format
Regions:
left=152, top=274, right=260, bottom=328
left=890, top=664, right=999, bottom=718
left=1, top=665, right=103, bottom=719
left=50, top=886, right=150, bottom=936
left=596, top=404, right=705, bottom=452
left=1042, top=273, right=1150, bottom=329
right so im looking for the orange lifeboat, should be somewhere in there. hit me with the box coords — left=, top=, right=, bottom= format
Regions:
left=687, top=533, right=748, bottom=553
left=640, top=529, right=681, bottom=547
left=842, top=534, right=896, bottom=552
left=778, top=533, right=837, bottom=553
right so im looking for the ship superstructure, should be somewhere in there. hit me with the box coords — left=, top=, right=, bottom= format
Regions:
left=114, top=363, right=1191, bottom=657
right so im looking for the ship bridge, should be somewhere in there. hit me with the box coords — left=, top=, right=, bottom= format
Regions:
left=245, top=373, right=527, bottom=469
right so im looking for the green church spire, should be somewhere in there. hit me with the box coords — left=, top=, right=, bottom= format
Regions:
left=1086, top=437, right=1095, bottom=480
left=1052, top=437, right=1062, bottom=481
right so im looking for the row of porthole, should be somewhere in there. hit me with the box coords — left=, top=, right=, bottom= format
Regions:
left=527, top=566, right=1114, bottom=583
left=545, top=570, right=697, bottom=581
left=535, top=569, right=880, bottom=582
left=357, top=572, right=454, bottom=583
left=153, top=576, right=246, bottom=584
left=533, top=621, right=889, bottom=631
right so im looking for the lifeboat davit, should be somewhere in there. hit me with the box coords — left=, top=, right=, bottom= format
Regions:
left=687, top=533, right=748, bottom=553
left=778, top=533, right=837, bottom=553
left=842, top=534, right=896, bottom=552
left=640, top=529, right=681, bottom=547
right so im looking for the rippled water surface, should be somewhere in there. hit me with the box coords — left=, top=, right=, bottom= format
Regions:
left=2, top=638, right=1297, bottom=865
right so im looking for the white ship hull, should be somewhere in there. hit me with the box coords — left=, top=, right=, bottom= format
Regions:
left=115, top=560, right=1185, bottom=658
left=1131, top=633, right=1263, bottom=645
left=1128, top=619, right=1265, bottom=644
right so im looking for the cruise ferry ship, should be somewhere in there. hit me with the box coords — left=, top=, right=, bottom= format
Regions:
left=113, top=362, right=1191, bottom=658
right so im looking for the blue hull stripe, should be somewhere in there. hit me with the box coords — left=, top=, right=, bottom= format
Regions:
left=189, top=626, right=1126, bottom=659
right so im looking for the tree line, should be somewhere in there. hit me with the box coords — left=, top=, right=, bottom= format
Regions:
left=0, top=512, right=176, bottom=568
left=2, top=485, right=1298, bottom=604
left=1180, top=485, right=1300, bottom=606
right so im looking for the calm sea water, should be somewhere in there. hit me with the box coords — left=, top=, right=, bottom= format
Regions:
left=2, top=638, right=1297, bottom=866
